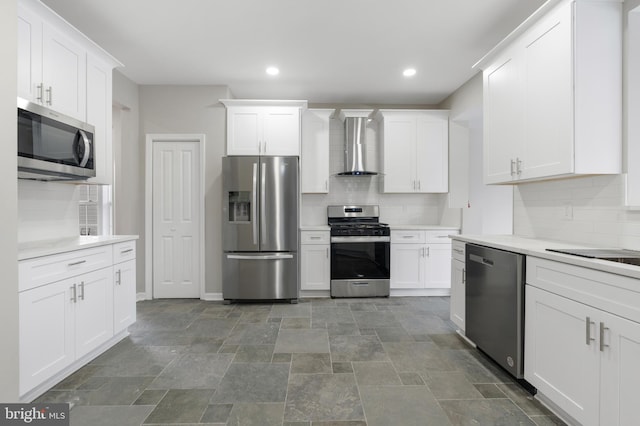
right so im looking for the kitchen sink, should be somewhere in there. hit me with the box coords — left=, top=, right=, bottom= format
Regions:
left=546, top=248, right=640, bottom=266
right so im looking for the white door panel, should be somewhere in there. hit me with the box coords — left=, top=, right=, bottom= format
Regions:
left=153, top=141, right=200, bottom=298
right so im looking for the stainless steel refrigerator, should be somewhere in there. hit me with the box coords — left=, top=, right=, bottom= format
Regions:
left=222, top=156, right=299, bottom=302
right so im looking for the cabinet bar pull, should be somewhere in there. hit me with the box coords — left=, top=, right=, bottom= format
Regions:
left=70, top=284, right=77, bottom=303
left=79, top=282, right=85, bottom=300
left=417, top=180, right=421, bottom=190
left=516, top=158, right=522, bottom=176
left=68, top=260, right=87, bottom=267
left=326, top=247, right=329, bottom=258
left=426, top=247, right=430, bottom=257
left=36, top=83, right=44, bottom=102
left=462, top=268, right=466, bottom=284
left=46, top=86, right=52, bottom=105
left=310, top=236, right=321, bottom=240
left=510, top=159, right=516, bottom=176
left=402, top=235, right=415, bottom=239
left=116, top=270, right=122, bottom=285
left=599, top=322, right=610, bottom=352
left=453, top=248, right=464, bottom=254
left=120, top=248, right=134, bottom=254
left=586, top=317, right=595, bottom=345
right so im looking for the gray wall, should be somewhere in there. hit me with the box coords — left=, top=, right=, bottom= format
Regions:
left=1, top=0, right=19, bottom=402
left=112, top=71, right=144, bottom=292
left=139, top=85, right=230, bottom=295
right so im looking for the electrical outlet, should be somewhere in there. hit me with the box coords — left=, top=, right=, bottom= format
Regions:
left=563, top=202, right=573, bottom=220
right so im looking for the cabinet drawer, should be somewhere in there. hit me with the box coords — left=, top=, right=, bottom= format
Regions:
left=301, top=231, right=330, bottom=244
left=526, top=256, right=640, bottom=324
left=391, top=230, right=426, bottom=244
left=426, top=230, right=458, bottom=243
left=113, top=240, right=136, bottom=264
left=19, top=246, right=113, bottom=292
left=452, top=240, right=465, bottom=262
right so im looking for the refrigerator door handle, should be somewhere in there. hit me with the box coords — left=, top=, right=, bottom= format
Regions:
left=252, top=162, right=258, bottom=245
left=227, top=254, right=294, bottom=260
left=261, top=162, right=267, bottom=244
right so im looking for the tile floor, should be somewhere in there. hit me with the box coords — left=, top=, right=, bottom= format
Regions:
left=36, top=297, right=566, bottom=425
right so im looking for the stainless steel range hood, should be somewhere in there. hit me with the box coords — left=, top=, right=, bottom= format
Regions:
left=338, top=111, right=377, bottom=176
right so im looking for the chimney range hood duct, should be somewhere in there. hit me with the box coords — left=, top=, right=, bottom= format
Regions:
left=338, top=116, right=377, bottom=176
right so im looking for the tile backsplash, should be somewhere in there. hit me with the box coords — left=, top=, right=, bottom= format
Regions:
left=301, top=116, right=448, bottom=226
left=514, top=174, right=640, bottom=249
left=18, top=180, right=79, bottom=243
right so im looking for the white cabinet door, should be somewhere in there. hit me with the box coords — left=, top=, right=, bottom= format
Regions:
left=263, top=107, right=300, bottom=156
left=425, top=244, right=452, bottom=288
left=74, top=267, right=114, bottom=359
left=17, top=4, right=43, bottom=102
left=19, top=279, right=74, bottom=395
left=301, top=244, right=330, bottom=291
left=450, top=258, right=465, bottom=330
left=301, top=109, right=332, bottom=193
left=525, top=286, right=600, bottom=425
left=41, top=23, right=86, bottom=120
left=416, top=116, right=448, bottom=193
left=521, top=2, right=573, bottom=180
left=381, top=117, right=416, bottom=193
left=390, top=244, right=426, bottom=289
left=226, top=106, right=301, bottom=156
left=113, top=259, right=137, bottom=334
left=86, top=53, right=113, bottom=184
left=483, top=49, right=522, bottom=184
left=227, top=107, right=261, bottom=155
left=599, top=312, right=640, bottom=426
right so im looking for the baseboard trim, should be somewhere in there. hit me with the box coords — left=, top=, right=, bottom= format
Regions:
left=390, top=288, right=451, bottom=297
left=202, top=292, right=223, bottom=301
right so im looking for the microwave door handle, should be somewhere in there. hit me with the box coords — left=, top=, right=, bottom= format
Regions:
left=77, top=130, right=91, bottom=167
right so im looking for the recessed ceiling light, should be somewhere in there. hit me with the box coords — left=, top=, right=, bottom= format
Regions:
left=266, top=66, right=280, bottom=76
left=403, top=68, right=417, bottom=77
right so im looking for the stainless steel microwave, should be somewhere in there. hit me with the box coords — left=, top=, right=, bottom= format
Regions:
left=17, top=97, right=96, bottom=180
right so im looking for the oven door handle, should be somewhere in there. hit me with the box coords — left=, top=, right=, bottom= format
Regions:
left=330, top=236, right=391, bottom=243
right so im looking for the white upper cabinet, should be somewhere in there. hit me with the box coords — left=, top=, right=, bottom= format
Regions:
left=17, top=0, right=122, bottom=184
left=301, top=109, right=333, bottom=193
left=376, top=110, right=449, bottom=193
left=476, top=0, right=622, bottom=184
left=41, top=23, right=86, bottom=120
left=18, top=1, right=86, bottom=121
left=221, top=100, right=307, bottom=156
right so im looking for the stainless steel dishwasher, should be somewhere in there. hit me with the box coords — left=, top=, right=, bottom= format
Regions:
left=465, top=243, right=525, bottom=379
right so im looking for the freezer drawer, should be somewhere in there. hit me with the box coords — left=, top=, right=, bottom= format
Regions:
left=223, top=252, right=298, bottom=301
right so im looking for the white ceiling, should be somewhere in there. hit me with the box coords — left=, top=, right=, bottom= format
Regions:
left=41, top=0, right=546, bottom=105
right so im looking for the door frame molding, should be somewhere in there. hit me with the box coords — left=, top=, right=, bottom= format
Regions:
left=145, top=133, right=206, bottom=299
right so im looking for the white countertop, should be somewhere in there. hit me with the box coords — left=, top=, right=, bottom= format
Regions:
left=390, top=225, right=460, bottom=231
left=452, top=234, right=640, bottom=280
left=19, top=235, right=139, bottom=261
left=301, top=225, right=460, bottom=232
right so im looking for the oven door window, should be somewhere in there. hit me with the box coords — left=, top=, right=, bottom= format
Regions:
left=331, top=241, right=390, bottom=279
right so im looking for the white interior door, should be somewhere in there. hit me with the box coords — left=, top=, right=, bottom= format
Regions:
left=152, top=140, right=201, bottom=298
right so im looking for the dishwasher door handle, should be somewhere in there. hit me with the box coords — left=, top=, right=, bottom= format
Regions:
left=469, top=254, right=494, bottom=266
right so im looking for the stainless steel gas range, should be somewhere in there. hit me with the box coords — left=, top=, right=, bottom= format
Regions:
left=328, top=205, right=390, bottom=298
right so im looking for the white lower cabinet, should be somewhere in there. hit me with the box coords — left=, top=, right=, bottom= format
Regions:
left=73, top=267, right=114, bottom=359
left=300, top=231, right=330, bottom=291
left=113, top=259, right=136, bottom=334
left=390, top=242, right=426, bottom=289
left=19, top=239, right=137, bottom=399
left=449, top=240, right=465, bottom=331
left=390, top=229, right=457, bottom=290
left=525, top=258, right=640, bottom=426
left=19, top=279, right=74, bottom=395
